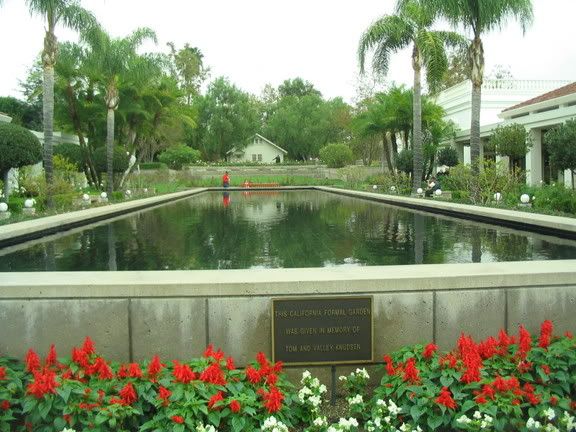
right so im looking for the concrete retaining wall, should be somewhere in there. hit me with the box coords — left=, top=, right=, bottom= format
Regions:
left=1, top=261, right=574, bottom=369
left=186, top=165, right=382, bottom=180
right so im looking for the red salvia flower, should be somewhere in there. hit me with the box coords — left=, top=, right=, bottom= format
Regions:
left=402, top=357, right=420, bottom=383
left=423, top=343, right=438, bottom=359
left=475, top=395, right=487, bottom=404
left=266, top=373, right=278, bottom=386
left=518, top=325, right=532, bottom=359
left=478, top=337, right=498, bottom=359
left=226, top=356, right=236, bottom=371
left=261, top=386, right=284, bottom=413
left=158, top=386, right=172, bottom=406
left=439, top=353, right=458, bottom=369
left=480, top=384, right=495, bottom=400
left=204, top=344, right=214, bottom=358
left=436, top=386, right=457, bottom=410
left=45, top=344, right=58, bottom=367
left=1, top=400, right=10, bottom=410
left=518, top=360, right=533, bottom=374
left=82, top=337, right=95, bottom=356
left=147, top=355, right=164, bottom=379
left=0, top=367, right=6, bottom=380
left=171, top=415, right=184, bottom=424
left=245, top=366, right=261, bottom=384
left=256, top=352, right=269, bottom=369
left=565, top=331, right=574, bottom=339
left=71, top=347, right=90, bottom=369
left=383, top=355, right=395, bottom=375
left=539, top=320, right=554, bottom=349
left=230, top=399, right=241, bottom=413
left=117, top=364, right=129, bottom=378
left=63, top=414, right=71, bottom=424
left=497, top=329, right=512, bottom=355
left=512, top=399, right=521, bottom=405
left=25, top=349, right=41, bottom=372
left=92, top=357, right=113, bottom=380
left=550, top=396, right=558, bottom=406
left=208, top=391, right=224, bottom=410
left=173, top=361, right=196, bottom=384
left=128, top=363, right=143, bottom=378
left=458, top=334, right=482, bottom=384
left=526, top=392, right=541, bottom=405
left=200, top=363, right=227, bottom=385
left=541, top=365, right=551, bottom=375
left=118, top=382, right=137, bottom=405
left=27, top=368, right=60, bottom=398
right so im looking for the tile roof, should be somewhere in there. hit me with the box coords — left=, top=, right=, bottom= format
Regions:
left=503, top=82, right=576, bottom=112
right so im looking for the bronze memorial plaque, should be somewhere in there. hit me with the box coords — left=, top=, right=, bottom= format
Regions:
left=272, top=296, right=373, bottom=365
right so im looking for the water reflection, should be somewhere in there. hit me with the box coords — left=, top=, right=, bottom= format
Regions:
left=1, top=190, right=576, bottom=271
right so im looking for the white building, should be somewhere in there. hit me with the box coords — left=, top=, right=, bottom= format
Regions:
left=227, top=134, right=288, bottom=163
left=435, top=79, right=575, bottom=186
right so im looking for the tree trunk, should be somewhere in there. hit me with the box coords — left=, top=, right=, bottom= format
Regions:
left=412, top=45, right=423, bottom=192
left=43, top=65, right=55, bottom=205
left=2, top=170, right=9, bottom=201
left=381, top=133, right=394, bottom=173
left=469, top=36, right=484, bottom=175
left=106, top=108, right=115, bottom=196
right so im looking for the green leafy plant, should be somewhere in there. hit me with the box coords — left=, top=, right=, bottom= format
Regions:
left=437, top=147, right=459, bottom=167
left=319, top=143, right=354, bottom=168
left=158, top=145, right=202, bottom=170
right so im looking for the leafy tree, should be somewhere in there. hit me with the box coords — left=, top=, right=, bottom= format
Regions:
left=93, top=146, right=129, bottom=175
left=167, top=43, right=209, bottom=105
left=25, top=0, right=99, bottom=198
left=545, top=118, right=576, bottom=177
left=158, top=144, right=201, bottom=169
left=359, top=0, right=464, bottom=192
left=434, top=46, right=470, bottom=93
left=0, top=97, right=42, bottom=131
left=197, top=77, right=259, bottom=161
left=278, top=78, right=321, bottom=98
left=396, top=148, right=414, bottom=175
left=84, top=27, right=157, bottom=195
left=319, top=143, right=354, bottom=168
left=489, top=123, right=532, bottom=169
left=0, top=122, right=42, bottom=199
left=53, top=142, right=83, bottom=171
left=423, top=0, right=533, bottom=173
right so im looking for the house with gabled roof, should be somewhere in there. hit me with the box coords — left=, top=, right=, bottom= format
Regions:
left=226, top=133, right=288, bottom=163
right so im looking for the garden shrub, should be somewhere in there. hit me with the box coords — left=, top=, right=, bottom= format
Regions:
left=319, top=143, right=354, bottom=168
left=139, top=162, right=168, bottom=170
left=93, top=146, right=130, bottom=174
left=489, top=123, right=533, bottom=163
left=158, top=145, right=202, bottom=170
left=544, top=118, right=576, bottom=174
left=53, top=143, right=83, bottom=171
left=437, top=147, right=459, bottom=167
left=395, top=149, right=413, bottom=175
left=366, top=172, right=412, bottom=195
left=529, top=183, right=576, bottom=215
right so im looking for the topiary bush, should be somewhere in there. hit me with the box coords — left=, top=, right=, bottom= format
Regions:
left=319, top=143, right=354, bottom=168
left=437, top=146, right=459, bottom=167
left=545, top=118, right=576, bottom=175
left=395, top=149, right=413, bottom=175
left=158, top=145, right=202, bottom=170
left=53, top=142, right=84, bottom=171
left=93, top=146, right=129, bottom=174
left=0, top=122, right=42, bottom=198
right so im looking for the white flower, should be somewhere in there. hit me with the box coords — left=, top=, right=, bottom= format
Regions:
left=399, top=423, right=410, bottom=432
left=327, top=427, right=338, bottom=432
left=313, top=417, right=327, bottom=427
left=543, top=407, right=555, bottom=421
left=527, top=418, right=542, bottom=430
left=309, top=395, right=322, bottom=407
left=356, top=368, right=369, bottom=379
left=347, top=394, right=363, bottom=405
left=302, top=370, right=311, bottom=380
left=483, top=415, right=493, bottom=424
left=457, top=415, right=472, bottom=424
left=480, top=420, right=488, bottom=429
left=61, top=429, right=77, bottom=432
left=311, top=377, right=320, bottom=388
left=473, top=411, right=482, bottom=419
left=319, top=384, right=327, bottom=394
left=388, top=400, right=402, bottom=415
left=384, top=416, right=391, bottom=424
left=339, top=375, right=347, bottom=381
left=376, top=399, right=386, bottom=407
left=374, top=417, right=381, bottom=427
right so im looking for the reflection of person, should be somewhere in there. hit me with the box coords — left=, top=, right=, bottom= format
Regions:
left=222, top=191, right=230, bottom=207
left=222, top=171, right=230, bottom=188
left=425, top=176, right=440, bottom=197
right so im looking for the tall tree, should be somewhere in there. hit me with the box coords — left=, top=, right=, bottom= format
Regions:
left=84, top=27, right=157, bottom=195
left=25, top=0, right=98, bottom=201
left=359, top=0, right=463, bottom=192
left=167, top=43, right=209, bottom=105
left=422, top=0, right=533, bottom=173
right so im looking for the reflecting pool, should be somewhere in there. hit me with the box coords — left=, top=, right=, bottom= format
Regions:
left=1, top=190, right=576, bottom=271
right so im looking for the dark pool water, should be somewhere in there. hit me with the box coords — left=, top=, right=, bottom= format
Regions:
left=1, top=190, right=576, bottom=271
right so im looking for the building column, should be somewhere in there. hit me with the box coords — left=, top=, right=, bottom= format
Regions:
left=463, top=146, right=471, bottom=165
left=496, top=155, right=510, bottom=171
left=456, top=142, right=464, bottom=164
left=526, top=129, right=542, bottom=185
left=564, top=169, right=574, bottom=189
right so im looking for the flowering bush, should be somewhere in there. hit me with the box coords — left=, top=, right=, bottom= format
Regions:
left=0, top=321, right=574, bottom=431
left=339, top=320, right=576, bottom=431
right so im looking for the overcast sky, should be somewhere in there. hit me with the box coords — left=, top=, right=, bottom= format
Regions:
left=0, top=0, right=575, bottom=103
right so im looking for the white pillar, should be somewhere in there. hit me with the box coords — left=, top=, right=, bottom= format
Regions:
left=564, top=169, right=574, bottom=189
left=463, top=146, right=471, bottom=165
left=496, top=155, right=510, bottom=171
left=526, top=129, right=542, bottom=185
left=456, top=142, right=465, bottom=164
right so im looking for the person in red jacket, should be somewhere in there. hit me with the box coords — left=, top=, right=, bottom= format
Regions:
left=222, top=171, right=230, bottom=188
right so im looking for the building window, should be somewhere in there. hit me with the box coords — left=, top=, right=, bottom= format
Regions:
left=258, top=154, right=262, bottom=162
left=252, top=154, right=257, bottom=162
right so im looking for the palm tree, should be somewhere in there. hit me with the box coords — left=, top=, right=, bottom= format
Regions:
left=84, top=27, right=157, bottom=195
left=359, top=0, right=463, bottom=192
left=25, top=0, right=98, bottom=200
left=420, top=0, right=533, bottom=173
